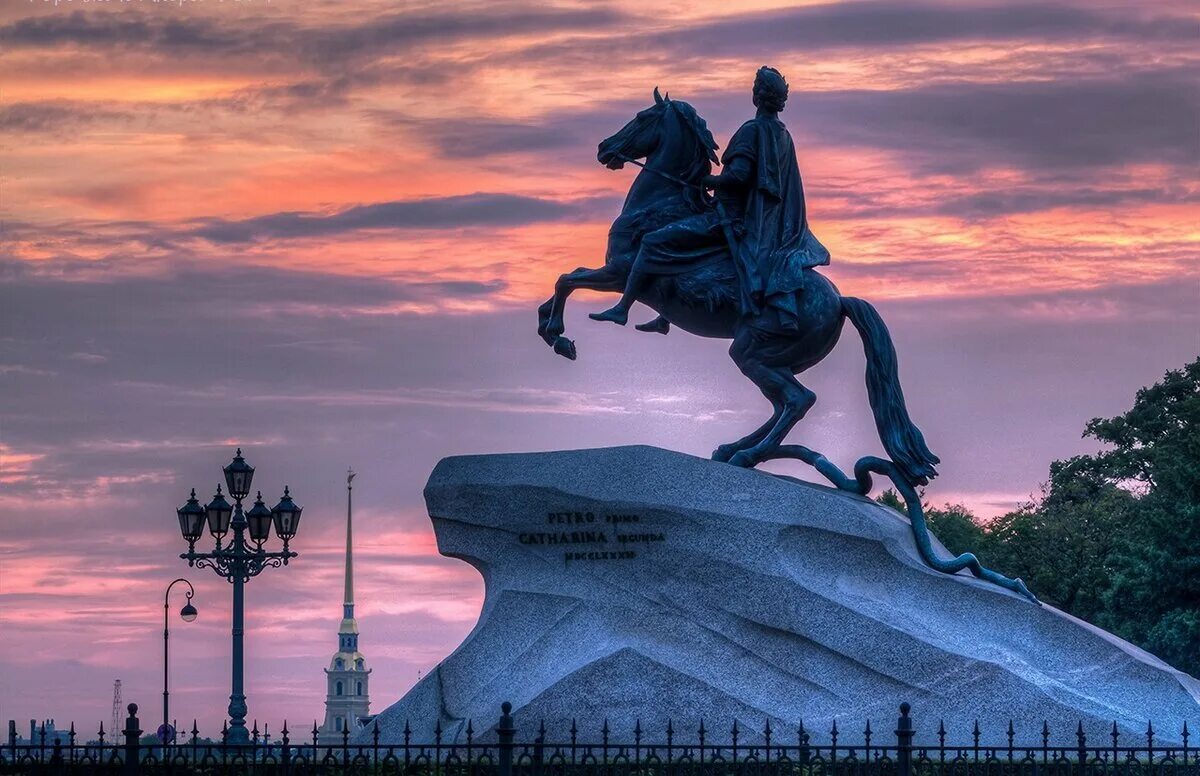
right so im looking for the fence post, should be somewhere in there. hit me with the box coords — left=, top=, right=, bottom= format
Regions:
left=533, top=721, right=545, bottom=776
left=497, top=702, right=516, bottom=776
left=281, top=722, right=291, bottom=776
left=1076, top=723, right=1088, bottom=776
left=122, top=703, right=142, bottom=776
left=896, top=703, right=914, bottom=776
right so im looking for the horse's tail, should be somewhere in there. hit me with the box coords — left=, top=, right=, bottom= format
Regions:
left=841, top=296, right=940, bottom=486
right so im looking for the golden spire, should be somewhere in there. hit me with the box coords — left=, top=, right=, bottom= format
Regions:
left=344, top=468, right=355, bottom=612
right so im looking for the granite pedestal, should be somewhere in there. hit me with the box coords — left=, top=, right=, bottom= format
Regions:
left=368, top=446, right=1199, bottom=746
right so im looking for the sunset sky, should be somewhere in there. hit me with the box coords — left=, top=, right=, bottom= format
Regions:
left=1, top=0, right=1197, bottom=737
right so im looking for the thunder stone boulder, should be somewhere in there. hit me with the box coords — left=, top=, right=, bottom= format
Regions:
left=369, top=446, right=1199, bottom=746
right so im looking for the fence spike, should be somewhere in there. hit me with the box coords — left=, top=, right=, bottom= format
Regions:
left=1042, top=721, right=1050, bottom=747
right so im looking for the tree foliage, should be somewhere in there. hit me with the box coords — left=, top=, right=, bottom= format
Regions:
left=876, top=358, right=1199, bottom=676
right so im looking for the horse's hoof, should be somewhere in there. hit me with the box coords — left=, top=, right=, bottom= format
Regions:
left=728, top=451, right=756, bottom=468
left=712, top=445, right=737, bottom=463
left=553, top=337, right=577, bottom=360
left=540, top=324, right=565, bottom=347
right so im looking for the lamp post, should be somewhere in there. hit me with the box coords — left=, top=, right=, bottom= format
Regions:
left=175, top=449, right=303, bottom=745
left=161, top=578, right=197, bottom=744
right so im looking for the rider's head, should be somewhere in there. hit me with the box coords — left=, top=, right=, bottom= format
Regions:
left=752, top=66, right=788, bottom=113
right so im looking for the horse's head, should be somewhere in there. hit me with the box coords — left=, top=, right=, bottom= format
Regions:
left=598, top=88, right=718, bottom=168
left=597, top=87, right=671, bottom=169
left=598, top=88, right=719, bottom=209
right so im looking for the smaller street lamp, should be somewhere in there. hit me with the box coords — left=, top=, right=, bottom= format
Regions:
left=162, top=578, right=198, bottom=743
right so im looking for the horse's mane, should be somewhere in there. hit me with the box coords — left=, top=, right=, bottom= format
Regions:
left=668, top=100, right=720, bottom=212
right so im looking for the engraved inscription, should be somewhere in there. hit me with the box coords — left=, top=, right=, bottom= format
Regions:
left=516, top=509, right=664, bottom=562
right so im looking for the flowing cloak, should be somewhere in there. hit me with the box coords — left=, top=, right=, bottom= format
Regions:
left=722, top=116, right=830, bottom=326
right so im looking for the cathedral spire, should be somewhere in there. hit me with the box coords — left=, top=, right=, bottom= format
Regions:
left=320, top=466, right=371, bottom=744
left=344, top=468, right=355, bottom=616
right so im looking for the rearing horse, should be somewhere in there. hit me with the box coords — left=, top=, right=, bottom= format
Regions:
left=537, top=89, right=939, bottom=485
left=536, top=89, right=1037, bottom=603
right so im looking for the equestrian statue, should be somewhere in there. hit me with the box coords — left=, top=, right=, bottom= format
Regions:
left=536, top=67, right=1037, bottom=604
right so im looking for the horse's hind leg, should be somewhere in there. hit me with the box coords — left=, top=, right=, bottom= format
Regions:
left=724, top=329, right=816, bottom=468
left=714, top=400, right=781, bottom=462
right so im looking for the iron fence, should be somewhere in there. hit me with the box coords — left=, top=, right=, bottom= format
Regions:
left=2, top=702, right=1194, bottom=776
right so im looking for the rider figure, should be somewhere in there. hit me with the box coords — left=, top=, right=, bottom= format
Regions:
left=590, top=66, right=829, bottom=329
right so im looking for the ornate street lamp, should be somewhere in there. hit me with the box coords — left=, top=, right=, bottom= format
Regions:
left=175, top=449, right=302, bottom=745
left=161, top=578, right=197, bottom=744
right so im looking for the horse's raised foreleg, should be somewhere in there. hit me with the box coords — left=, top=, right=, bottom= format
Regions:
left=549, top=265, right=624, bottom=334
left=723, top=329, right=816, bottom=468
left=539, top=265, right=625, bottom=360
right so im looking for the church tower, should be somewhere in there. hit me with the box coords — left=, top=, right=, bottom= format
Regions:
left=319, top=469, right=371, bottom=742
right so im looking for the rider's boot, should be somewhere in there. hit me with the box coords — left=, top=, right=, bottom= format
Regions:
left=590, top=268, right=647, bottom=326
left=635, top=316, right=670, bottom=334
left=589, top=304, right=629, bottom=325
